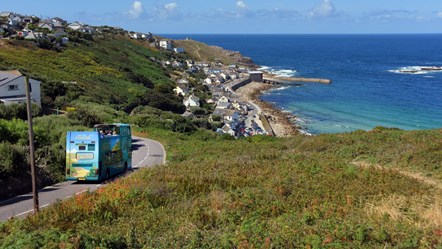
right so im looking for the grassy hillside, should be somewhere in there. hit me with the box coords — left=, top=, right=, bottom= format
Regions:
left=0, top=127, right=441, bottom=248
left=173, top=39, right=254, bottom=66
left=0, top=36, right=181, bottom=112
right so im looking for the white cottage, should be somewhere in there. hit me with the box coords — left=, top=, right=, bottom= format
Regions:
left=0, top=70, right=41, bottom=106
left=159, top=40, right=172, bottom=50
left=183, top=94, right=200, bottom=107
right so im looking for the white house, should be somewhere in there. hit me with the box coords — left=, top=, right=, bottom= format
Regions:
left=183, top=94, right=200, bottom=107
left=221, top=124, right=235, bottom=136
left=67, top=22, right=89, bottom=32
left=159, top=40, right=172, bottom=50
left=218, top=96, right=230, bottom=104
left=24, top=31, right=45, bottom=40
left=38, top=22, right=54, bottom=31
left=173, top=85, right=189, bottom=97
left=215, top=101, right=231, bottom=110
left=0, top=70, right=41, bottom=106
left=203, top=78, right=212, bottom=85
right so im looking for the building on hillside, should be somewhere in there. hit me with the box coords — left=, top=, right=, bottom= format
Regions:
left=67, top=22, right=84, bottom=30
left=183, top=94, right=200, bottom=107
left=249, top=71, right=263, bottom=82
left=173, top=85, right=189, bottom=97
left=0, top=70, right=41, bottom=106
left=159, top=40, right=172, bottom=50
left=38, top=22, right=54, bottom=31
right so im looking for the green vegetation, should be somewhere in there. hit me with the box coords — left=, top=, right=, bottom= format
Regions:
left=0, top=127, right=441, bottom=248
left=0, top=36, right=180, bottom=112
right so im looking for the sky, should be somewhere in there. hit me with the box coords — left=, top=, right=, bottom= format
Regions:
left=2, top=0, right=442, bottom=34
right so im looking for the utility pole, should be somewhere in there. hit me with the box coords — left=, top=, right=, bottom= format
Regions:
left=25, top=76, right=39, bottom=213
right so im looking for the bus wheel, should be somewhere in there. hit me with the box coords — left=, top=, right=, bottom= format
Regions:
left=106, top=168, right=110, bottom=180
left=124, top=162, right=128, bottom=172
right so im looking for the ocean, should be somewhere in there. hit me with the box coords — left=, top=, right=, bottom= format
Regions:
left=164, top=34, right=442, bottom=134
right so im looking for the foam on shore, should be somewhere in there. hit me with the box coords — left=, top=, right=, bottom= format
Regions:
left=258, top=66, right=297, bottom=78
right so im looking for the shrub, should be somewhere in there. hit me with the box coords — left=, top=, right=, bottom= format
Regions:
left=0, top=142, right=27, bottom=178
left=0, top=103, right=41, bottom=120
left=67, top=106, right=102, bottom=127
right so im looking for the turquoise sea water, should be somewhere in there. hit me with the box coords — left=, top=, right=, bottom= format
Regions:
left=165, top=34, right=442, bottom=134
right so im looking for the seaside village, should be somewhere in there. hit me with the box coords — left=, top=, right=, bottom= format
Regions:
left=0, top=12, right=269, bottom=138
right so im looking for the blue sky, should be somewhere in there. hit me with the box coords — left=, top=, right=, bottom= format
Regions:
left=2, top=0, right=442, bottom=34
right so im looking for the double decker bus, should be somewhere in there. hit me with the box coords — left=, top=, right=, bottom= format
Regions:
left=66, top=124, right=132, bottom=181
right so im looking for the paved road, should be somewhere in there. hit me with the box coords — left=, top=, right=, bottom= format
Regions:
left=0, top=136, right=165, bottom=221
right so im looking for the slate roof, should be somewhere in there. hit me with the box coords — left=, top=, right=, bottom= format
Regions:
left=0, top=70, right=22, bottom=87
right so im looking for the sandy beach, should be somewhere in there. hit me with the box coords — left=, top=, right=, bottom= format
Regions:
left=235, top=82, right=298, bottom=137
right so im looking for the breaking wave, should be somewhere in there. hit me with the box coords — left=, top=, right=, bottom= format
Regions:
left=258, top=66, right=297, bottom=78
left=389, top=66, right=442, bottom=75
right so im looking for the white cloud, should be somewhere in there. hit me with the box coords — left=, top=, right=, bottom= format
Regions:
left=237, top=1, right=247, bottom=9
left=165, top=3, right=178, bottom=11
left=308, top=0, right=336, bottom=18
left=437, top=12, right=442, bottom=18
left=128, top=1, right=145, bottom=18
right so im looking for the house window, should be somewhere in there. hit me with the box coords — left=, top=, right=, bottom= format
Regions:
left=8, top=85, right=18, bottom=91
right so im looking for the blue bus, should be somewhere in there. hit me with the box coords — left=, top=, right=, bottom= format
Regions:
left=66, top=124, right=132, bottom=181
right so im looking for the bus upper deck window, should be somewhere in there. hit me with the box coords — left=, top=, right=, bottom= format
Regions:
left=78, top=145, right=86, bottom=151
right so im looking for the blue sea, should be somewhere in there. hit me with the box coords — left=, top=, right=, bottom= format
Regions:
left=164, top=34, right=442, bottom=134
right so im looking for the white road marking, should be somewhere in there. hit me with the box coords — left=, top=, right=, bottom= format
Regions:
left=134, top=142, right=149, bottom=168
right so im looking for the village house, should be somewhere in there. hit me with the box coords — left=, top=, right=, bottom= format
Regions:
left=177, top=78, right=189, bottom=85
left=22, top=16, right=33, bottom=24
left=203, top=78, right=212, bottom=85
left=53, top=29, right=67, bottom=38
left=17, top=29, right=29, bottom=38
left=0, top=70, right=41, bottom=106
left=51, top=17, right=67, bottom=28
left=24, top=31, right=45, bottom=40
left=159, top=40, right=172, bottom=50
left=218, top=95, right=230, bottom=104
left=215, top=101, right=231, bottom=110
left=38, top=22, right=54, bottom=31
left=173, top=84, right=189, bottom=97
left=221, top=124, right=235, bottom=136
left=67, top=22, right=84, bottom=30
left=172, top=61, right=183, bottom=68
left=183, top=94, right=200, bottom=107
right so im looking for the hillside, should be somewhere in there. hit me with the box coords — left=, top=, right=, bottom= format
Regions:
left=0, top=127, right=441, bottom=248
left=0, top=35, right=182, bottom=112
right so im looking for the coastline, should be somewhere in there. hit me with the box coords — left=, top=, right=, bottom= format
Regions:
left=235, top=82, right=299, bottom=137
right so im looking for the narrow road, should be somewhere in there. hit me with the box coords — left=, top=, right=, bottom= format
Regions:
left=0, top=136, right=165, bottom=221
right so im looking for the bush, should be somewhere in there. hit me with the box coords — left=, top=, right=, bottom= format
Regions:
left=67, top=106, right=103, bottom=127
left=0, top=103, right=41, bottom=120
left=0, top=142, right=27, bottom=178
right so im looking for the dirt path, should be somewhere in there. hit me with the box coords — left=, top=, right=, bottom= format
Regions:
left=352, top=161, right=442, bottom=190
